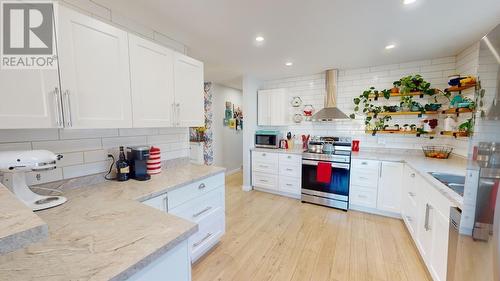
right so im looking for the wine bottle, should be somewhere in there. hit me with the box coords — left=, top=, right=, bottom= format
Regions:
left=116, top=146, right=130, bottom=181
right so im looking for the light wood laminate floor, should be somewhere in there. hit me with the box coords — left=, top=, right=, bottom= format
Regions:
left=192, top=172, right=431, bottom=281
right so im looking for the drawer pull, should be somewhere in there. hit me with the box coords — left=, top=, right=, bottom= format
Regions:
left=406, top=216, right=413, bottom=222
left=286, top=168, right=293, bottom=171
left=262, top=153, right=266, bottom=156
left=410, top=173, right=415, bottom=178
left=287, top=155, right=292, bottom=159
left=198, top=183, right=206, bottom=190
left=286, top=183, right=293, bottom=187
left=260, top=179, right=269, bottom=183
left=259, top=165, right=269, bottom=168
left=358, top=194, right=367, bottom=199
left=193, top=206, right=212, bottom=218
left=361, top=161, right=368, bottom=165
left=359, top=176, right=368, bottom=180
left=193, top=232, right=213, bottom=248
left=408, top=192, right=416, bottom=197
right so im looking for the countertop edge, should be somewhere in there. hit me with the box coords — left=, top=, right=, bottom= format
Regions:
left=135, top=168, right=226, bottom=202
left=0, top=223, right=48, bottom=255
left=110, top=223, right=198, bottom=281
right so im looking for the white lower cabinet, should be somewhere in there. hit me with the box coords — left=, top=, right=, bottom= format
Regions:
left=251, top=151, right=301, bottom=198
left=351, top=159, right=452, bottom=281
left=142, top=172, right=225, bottom=268
left=126, top=240, right=191, bottom=281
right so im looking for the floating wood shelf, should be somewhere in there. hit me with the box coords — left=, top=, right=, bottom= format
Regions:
left=445, top=83, right=476, bottom=92
left=367, top=111, right=438, bottom=116
left=441, top=108, right=474, bottom=115
left=368, top=91, right=427, bottom=99
left=440, top=131, right=469, bottom=138
left=365, top=130, right=436, bottom=136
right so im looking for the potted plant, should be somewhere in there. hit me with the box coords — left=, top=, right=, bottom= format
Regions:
left=394, top=74, right=435, bottom=95
left=410, top=124, right=417, bottom=131
left=458, top=118, right=474, bottom=135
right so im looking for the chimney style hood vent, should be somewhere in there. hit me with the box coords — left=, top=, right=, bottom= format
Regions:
left=311, top=69, right=349, bottom=121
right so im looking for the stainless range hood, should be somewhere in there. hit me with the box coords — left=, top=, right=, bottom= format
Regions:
left=311, top=69, right=349, bottom=121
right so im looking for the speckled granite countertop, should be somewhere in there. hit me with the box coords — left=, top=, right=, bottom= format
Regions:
left=0, top=185, right=48, bottom=255
left=352, top=151, right=467, bottom=208
left=0, top=164, right=225, bottom=281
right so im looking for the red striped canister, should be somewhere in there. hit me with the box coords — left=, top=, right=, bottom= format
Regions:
left=147, top=146, right=161, bottom=175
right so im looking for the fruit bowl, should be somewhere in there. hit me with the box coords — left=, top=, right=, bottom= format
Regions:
left=422, top=146, right=453, bottom=159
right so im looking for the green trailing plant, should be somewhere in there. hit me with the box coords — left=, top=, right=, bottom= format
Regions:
left=458, top=118, right=474, bottom=135
left=394, top=74, right=435, bottom=95
left=367, top=115, right=393, bottom=136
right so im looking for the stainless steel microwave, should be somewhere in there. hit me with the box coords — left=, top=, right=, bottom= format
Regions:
left=255, top=130, right=281, bottom=149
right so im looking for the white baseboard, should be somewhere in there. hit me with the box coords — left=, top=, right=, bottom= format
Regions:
left=349, top=204, right=401, bottom=219
left=253, top=186, right=301, bottom=200
left=242, top=185, right=253, bottom=192
left=226, top=167, right=242, bottom=176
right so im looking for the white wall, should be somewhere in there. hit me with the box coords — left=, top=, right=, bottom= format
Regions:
left=0, top=128, right=189, bottom=185
left=211, top=84, right=243, bottom=173
left=260, top=53, right=482, bottom=157
left=242, top=76, right=262, bottom=190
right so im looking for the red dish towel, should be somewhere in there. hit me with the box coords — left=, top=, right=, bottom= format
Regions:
left=316, top=162, right=332, bottom=184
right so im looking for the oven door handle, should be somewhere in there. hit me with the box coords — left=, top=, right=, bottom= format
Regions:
left=302, top=160, right=350, bottom=170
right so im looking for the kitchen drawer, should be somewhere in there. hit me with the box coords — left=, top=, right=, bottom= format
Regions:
left=169, top=186, right=224, bottom=223
left=190, top=208, right=225, bottom=262
left=279, top=163, right=301, bottom=177
left=279, top=153, right=301, bottom=166
left=350, top=186, right=377, bottom=208
left=350, top=170, right=379, bottom=188
left=252, top=151, right=279, bottom=164
left=252, top=172, right=278, bottom=190
left=352, top=159, right=380, bottom=172
left=252, top=160, right=279, bottom=174
left=279, top=176, right=301, bottom=195
left=167, top=173, right=224, bottom=210
left=142, top=193, right=167, bottom=212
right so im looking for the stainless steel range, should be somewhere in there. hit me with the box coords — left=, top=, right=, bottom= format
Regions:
left=301, top=136, right=352, bottom=210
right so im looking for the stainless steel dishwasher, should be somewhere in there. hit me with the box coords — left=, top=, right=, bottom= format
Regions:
left=447, top=207, right=461, bottom=281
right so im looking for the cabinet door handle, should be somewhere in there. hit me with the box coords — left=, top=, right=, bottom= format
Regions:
left=63, top=90, right=72, bottom=127
left=408, top=192, right=416, bottom=197
left=287, top=155, right=292, bottom=159
left=424, top=203, right=433, bottom=231
left=192, top=206, right=212, bottom=218
left=411, top=173, right=416, bottom=178
left=406, top=215, right=413, bottom=222
left=379, top=163, right=383, bottom=178
left=163, top=196, right=168, bottom=212
left=53, top=87, right=62, bottom=127
left=198, top=183, right=206, bottom=190
left=193, top=232, right=213, bottom=248
left=262, top=153, right=266, bottom=156
left=361, top=161, right=368, bottom=165
left=176, top=103, right=181, bottom=126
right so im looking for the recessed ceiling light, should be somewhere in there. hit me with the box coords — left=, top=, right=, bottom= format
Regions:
left=385, top=44, right=396, bottom=50
left=403, top=0, right=417, bottom=5
left=285, top=62, right=293, bottom=66
left=255, top=36, right=264, bottom=42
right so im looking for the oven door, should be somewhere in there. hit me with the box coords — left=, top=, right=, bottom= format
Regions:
left=301, top=159, right=350, bottom=201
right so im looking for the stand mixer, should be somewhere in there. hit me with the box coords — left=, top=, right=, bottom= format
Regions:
left=0, top=150, right=67, bottom=211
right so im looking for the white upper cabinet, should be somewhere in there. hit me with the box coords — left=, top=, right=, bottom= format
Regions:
left=0, top=69, right=61, bottom=128
left=257, top=89, right=288, bottom=126
left=377, top=161, right=404, bottom=213
left=57, top=6, right=132, bottom=128
left=174, top=52, right=204, bottom=127
left=129, top=34, right=175, bottom=127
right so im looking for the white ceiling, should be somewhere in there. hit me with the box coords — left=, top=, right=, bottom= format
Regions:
left=97, top=0, right=500, bottom=88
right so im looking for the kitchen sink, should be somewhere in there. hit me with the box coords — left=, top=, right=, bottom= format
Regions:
left=429, top=172, right=465, bottom=196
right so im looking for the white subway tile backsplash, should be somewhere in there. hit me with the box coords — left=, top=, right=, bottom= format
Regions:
left=33, top=139, right=102, bottom=153
left=57, top=152, right=84, bottom=167
left=0, top=129, right=58, bottom=143
left=102, top=136, right=148, bottom=149
left=59, top=129, right=119, bottom=140
left=84, top=149, right=111, bottom=163
left=119, top=128, right=159, bottom=136
left=0, top=142, right=31, bottom=151
left=63, top=161, right=111, bottom=179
